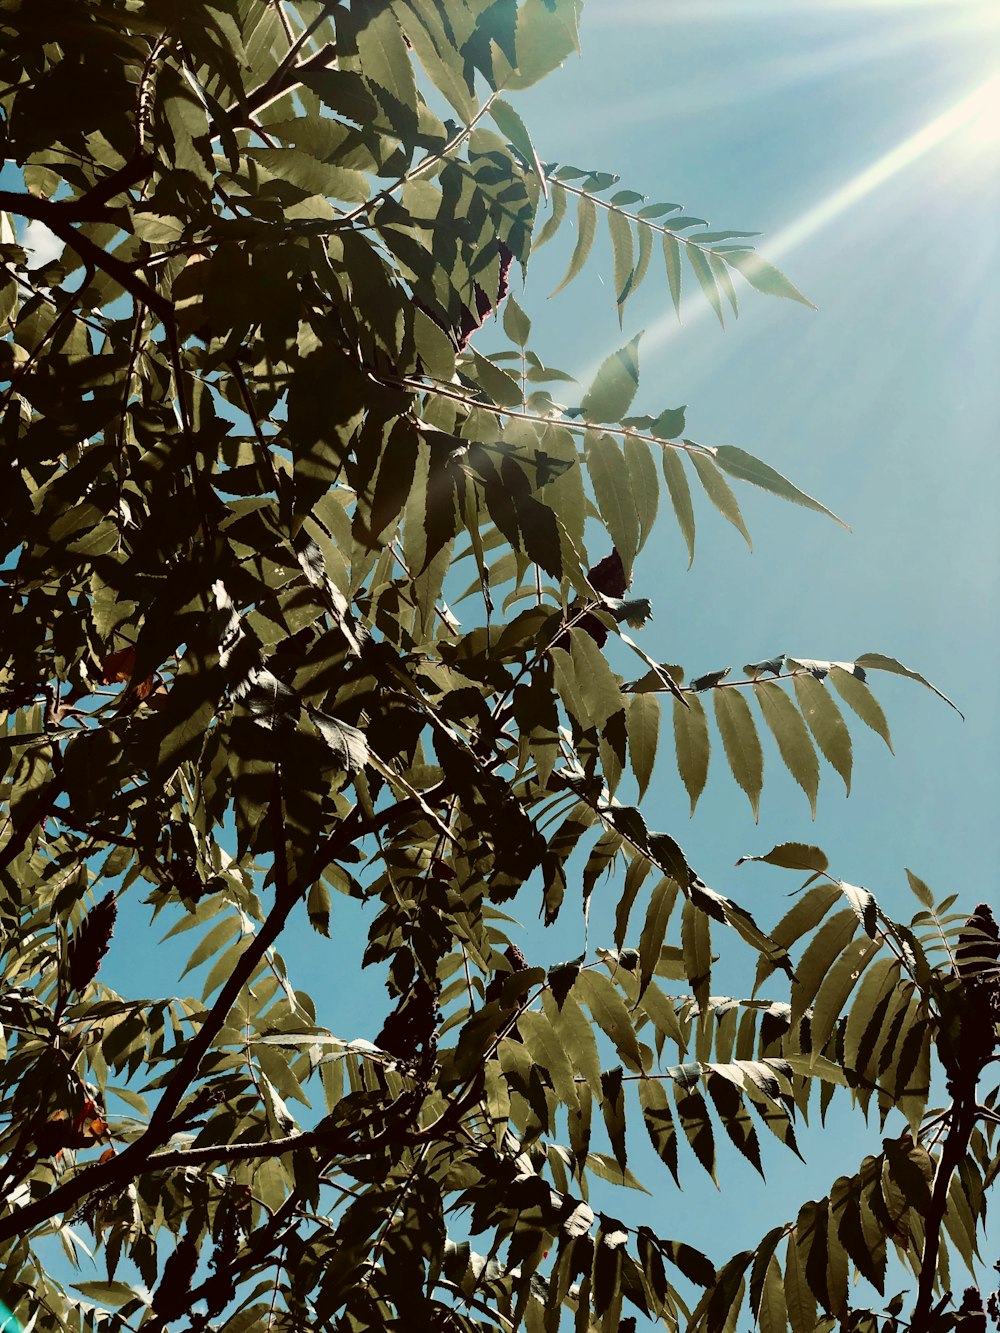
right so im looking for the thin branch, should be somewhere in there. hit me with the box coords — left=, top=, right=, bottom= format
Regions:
left=335, top=93, right=500, bottom=229
left=375, top=368, right=714, bottom=460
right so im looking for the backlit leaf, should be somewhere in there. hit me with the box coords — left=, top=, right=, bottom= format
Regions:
left=713, top=687, right=764, bottom=819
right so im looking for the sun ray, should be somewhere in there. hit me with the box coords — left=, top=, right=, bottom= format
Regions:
left=607, top=69, right=1000, bottom=369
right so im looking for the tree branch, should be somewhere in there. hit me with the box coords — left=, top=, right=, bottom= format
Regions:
left=0, top=798, right=364, bottom=1242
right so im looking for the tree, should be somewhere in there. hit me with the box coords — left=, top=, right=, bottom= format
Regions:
left=0, top=2, right=996, bottom=1331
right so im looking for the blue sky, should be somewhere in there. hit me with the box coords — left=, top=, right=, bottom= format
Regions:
left=26, top=0, right=998, bottom=1313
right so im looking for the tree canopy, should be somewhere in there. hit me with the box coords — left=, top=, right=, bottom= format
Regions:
left=0, top=2, right=997, bottom=1332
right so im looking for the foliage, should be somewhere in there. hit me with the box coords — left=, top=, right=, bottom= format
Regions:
left=0, top=2, right=996, bottom=1332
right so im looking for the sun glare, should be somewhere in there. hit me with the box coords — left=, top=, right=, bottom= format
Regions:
left=622, top=63, right=1000, bottom=363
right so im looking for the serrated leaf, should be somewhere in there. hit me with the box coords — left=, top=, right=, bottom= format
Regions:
left=754, top=681, right=819, bottom=816
left=624, top=436, right=658, bottom=553
left=551, top=193, right=598, bottom=296
left=662, top=232, right=682, bottom=317
left=706, top=1070, right=763, bottom=1176
left=783, top=1232, right=817, bottom=1333
left=638, top=876, right=678, bottom=997
left=829, top=668, right=893, bottom=752
left=708, top=250, right=740, bottom=318
left=810, top=934, right=881, bottom=1052
left=607, top=208, right=634, bottom=321
left=724, top=250, right=815, bottom=308
left=661, top=448, right=696, bottom=565
left=310, top=711, right=370, bottom=772
left=638, top=1078, right=680, bottom=1185
left=792, top=673, right=852, bottom=794
left=519, top=1010, right=579, bottom=1109
left=547, top=989, right=602, bottom=1096
left=307, top=880, right=331, bottom=937
left=854, top=653, right=963, bottom=718
left=713, top=446, right=847, bottom=528
left=757, top=1256, right=788, bottom=1333
left=673, top=692, right=709, bottom=813
left=627, top=691, right=659, bottom=800
left=356, top=5, right=418, bottom=127
left=507, top=0, right=582, bottom=90
left=789, top=908, right=859, bottom=1029
left=581, top=334, right=642, bottom=423
left=686, top=246, right=724, bottom=327
left=904, top=868, right=935, bottom=909
left=569, top=627, right=625, bottom=730
left=738, top=842, right=829, bottom=872
left=576, top=969, right=642, bottom=1072
left=489, top=97, right=547, bottom=197
left=681, top=898, right=712, bottom=1010
left=503, top=293, right=531, bottom=348
left=533, top=184, right=567, bottom=250
left=587, top=431, right=640, bottom=569
left=713, top=688, right=763, bottom=819
left=131, top=210, right=186, bottom=244
left=689, top=451, right=752, bottom=549
left=673, top=1082, right=716, bottom=1181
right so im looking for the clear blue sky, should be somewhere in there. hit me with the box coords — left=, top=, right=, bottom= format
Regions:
left=43, top=0, right=998, bottom=1312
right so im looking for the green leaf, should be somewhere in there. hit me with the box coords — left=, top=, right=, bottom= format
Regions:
left=854, top=653, right=963, bottom=718
left=638, top=1078, right=680, bottom=1185
left=661, top=448, right=696, bottom=565
left=681, top=898, right=712, bottom=1010
left=686, top=246, right=724, bottom=327
left=757, top=1256, right=789, bottom=1333
left=626, top=691, right=659, bottom=800
left=904, top=868, right=935, bottom=909
left=724, top=250, right=815, bottom=308
left=737, top=843, right=829, bottom=872
left=130, top=210, right=187, bottom=244
left=569, top=628, right=625, bottom=730
left=519, top=1010, right=579, bottom=1109
left=809, top=934, right=881, bottom=1051
left=829, top=667, right=893, bottom=751
left=689, top=451, right=752, bottom=549
left=673, top=692, right=709, bottom=813
left=547, top=989, right=602, bottom=1096
left=310, top=711, right=370, bottom=772
left=550, top=193, right=598, bottom=296
left=624, top=436, right=658, bottom=553
left=792, top=673, right=853, bottom=794
left=662, top=232, right=682, bottom=317
left=489, top=97, right=547, bottom=197
left=503, top=293, right=532, bottom=348
left=506, top=0, right=582, bottom=90
left=713, top=446, right=847, bottom=528
left=708, top=250, right=740, bottom=319
left=713, top=687, right=764, bottom=819
left=307, top=880, right=331, bottom=937
left=586, top=431, right=640, bottom=569
left=638, top=876, right=678, bottom=997
left=356, top=5, right=418, bottom=128
left=754, top=681, right=819, bottom=816
left=789, top=908, right=859, bottom=1029
left=607, top=208, right=634, bottom=321
left=576, top=969, right=643, bottom=1072
left=784, top=1233, right=818, bottom=1333
left=533, top=184, right=567, bottom=250
left=580, top=334, right=642, bottom=423
left=673, top=1082, right=716, bottom=1181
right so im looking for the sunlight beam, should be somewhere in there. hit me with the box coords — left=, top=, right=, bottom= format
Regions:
left=591, top=69, right=1000, bottom=373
